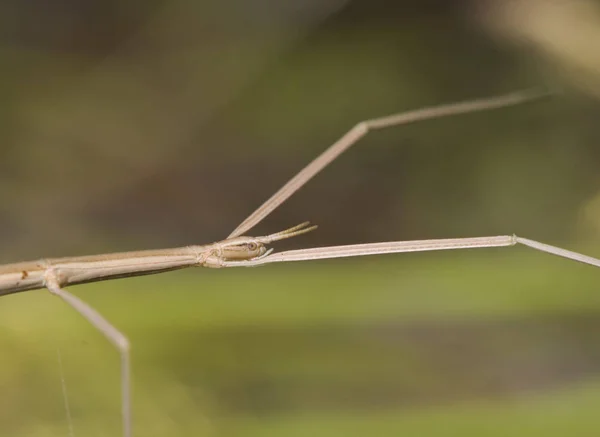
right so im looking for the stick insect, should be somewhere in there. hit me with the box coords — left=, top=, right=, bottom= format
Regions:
left=3, top=88, right=599, bottom=437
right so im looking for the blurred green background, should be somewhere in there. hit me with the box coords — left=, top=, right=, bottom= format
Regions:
left=2, top=0, right=600, bottom=436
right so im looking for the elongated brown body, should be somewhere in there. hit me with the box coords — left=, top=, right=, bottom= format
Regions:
left=0, top=246, right=210, bottom=296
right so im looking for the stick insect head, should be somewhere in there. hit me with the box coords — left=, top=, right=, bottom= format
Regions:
left=202, top=222, right=318, bottom=268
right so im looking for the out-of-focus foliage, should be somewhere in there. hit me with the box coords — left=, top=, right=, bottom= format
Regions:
left=2, top=0, right=600, bottom=436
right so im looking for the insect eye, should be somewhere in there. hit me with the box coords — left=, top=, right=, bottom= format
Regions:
left=247, top=242, right=258, bottom=251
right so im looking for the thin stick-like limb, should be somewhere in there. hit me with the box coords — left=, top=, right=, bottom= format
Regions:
left=45, top=271, right=131, bottom=437
left=515, top=236, right=600, bottom=267
left=228, top=88, right=551, bottom=238
left=221, top=235, right=600, bottom=269
left=56, top=349, right=75, bottom=437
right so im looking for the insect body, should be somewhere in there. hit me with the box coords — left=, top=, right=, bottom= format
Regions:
left=4, top=88, right=593, bottom=437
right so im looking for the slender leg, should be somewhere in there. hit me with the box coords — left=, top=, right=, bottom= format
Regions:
left=45, top=271, right=131, bottom=437
left=56, top=349, right=75, bottom=437
left=515, top=236, right=600, bottom=268
left=229, top=89, right=551, bottom=238
left=224, top=235, right=516, bottom=265
left=223, top=235, right=600, bottom=269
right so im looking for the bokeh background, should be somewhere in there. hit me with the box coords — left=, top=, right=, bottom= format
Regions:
left=2, top=0, right=600, bottom=435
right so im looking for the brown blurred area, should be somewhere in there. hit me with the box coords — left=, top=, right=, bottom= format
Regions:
left=1, top=0, right=599, bottom=262
left=3, top=2, right=600, bottom=436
